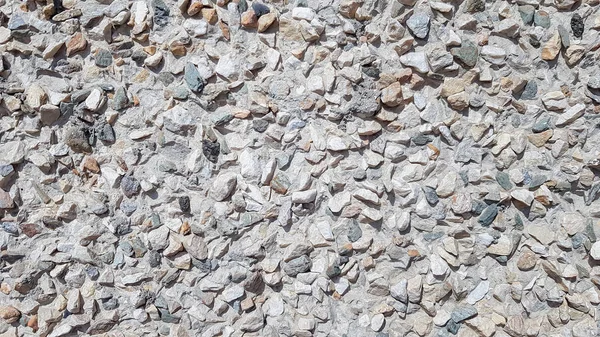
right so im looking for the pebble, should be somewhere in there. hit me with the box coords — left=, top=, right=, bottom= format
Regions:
left=184, top=62, right=204, bottom=93
left=534, top=10, right=551, bottom=28
left=399, top=52, right=430, bottom=73
left=210, top=172, right=237, bottom=201
left=283, top=255, right=312, bottom=277
left=66, top=32, right=87, bottom=56
left=0, top=306, right=21, bottom=323
left=478, top=204, right=498, bottom=226
left=519, top=5, right=535, bottom=25
left=95, top=49, right=113, bottom=67
left=590, top=242, right=600, bottom=260
left=451, top=305, right=478, bottom=323
left=121, top=175, right=140, bottom=198
left=542, top=32, right=561, bottom=61
left=571, top=13, right=584, bottom=38
left=406, top=13, right=430, bottom=39
left=451, top=40, right=478, bottom=68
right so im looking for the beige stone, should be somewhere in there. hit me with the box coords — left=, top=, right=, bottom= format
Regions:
left=381, top=82, right=403, bottom=107
left=258, top=12, right=277, bottom=32
left=201, top=8, right=218, bottom=24
left=541, top=32, right=561, bottom=61
left=565, top=45, right=586, bottom=66
left=441, top=78, right=465, bottom=97
left=527, top=129, right=553, bottom=147
left=447, top=92, right=468, bottom=110
left=517, top=248, right=537, bottom=270
left=0, top=306, right=20, bottom=323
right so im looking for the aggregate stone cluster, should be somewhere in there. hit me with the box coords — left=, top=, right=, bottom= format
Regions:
left=1, top=0, right=600, bottom=336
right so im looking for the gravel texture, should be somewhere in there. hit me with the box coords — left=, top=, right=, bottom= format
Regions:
left=1, top=0, right=600, bottom=336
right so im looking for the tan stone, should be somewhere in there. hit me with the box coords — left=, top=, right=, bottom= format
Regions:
left=527, top=129, right=553, bottom=147
left=278, top=17, right=304, bottom=41
left=82, top=156, right=100, bottom=173
left=381, top=82, right=403, bottom=107
left=565, top=45, right=586, bottom=66
left=0, top=306, right=20, bottom=323
left=447, top=92, right=468, bottom=110
left=201, top=8, right=218, bottom=24
left=241, top=10, right=258, bottom=28
left=258, top=12, right=277, bottom=33
left=441, top=78, right=465, bottom=97
left=39, top=104, right=61, bottom=125
left=339, top=0, right=362, bottom=18
left=25, top=84, right=47, bottom=111
left=517, top=248, right=537, bottom=270
left=187, top=0, right=203, bottom=16
left=541, top=32, right=561, bottom=61
left=219, top=20, right=230, bottom=40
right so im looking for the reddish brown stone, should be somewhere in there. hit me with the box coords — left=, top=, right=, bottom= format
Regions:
left=66, top=32, right=87, bottom=56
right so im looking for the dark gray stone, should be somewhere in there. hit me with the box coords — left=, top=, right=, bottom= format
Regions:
left=584, top=181, right=600, bottom=206
left=532, top=117, right=551, bottom=133
left=514, top=214, right=523, bottom=230
left=451, top=41, right=478, bottom=68
left=446, top=319, right=461, bottom=334
left=252, top=2, right=270, bottom=17
left=283, top=255, right=312, bottom=277
left=347, top=220, right=362, bottom=242
left=184, top=62, right=204, bottom=93
left=112, top=87, right=129, bottom=110
left=465, top=0, right=485, bottom=13
left=131, top=49, right=147, bottom=64
left=412, top=134, right=432, bottom=146
left=159, top=308, right=180, bottom=323
left=96, top=123, right=116, bottom=143
left=148, top=250, right=162, bottom=267
left=152, top=0, right=170, bottom=27
left=202, top=140, right=220, bottom=163
left=102, top=298, right=119, bottom=311
left=212, top=111, right=234, bottom=126
left=120, top=200, right=137, bottom=216
left=252, top=119, right=269, bottom=133
left=72, top=89, right=91, bottom=104
left=528, top=175, right=547, bottom=188
left=179, top=196, right=190, bottom=212
left=347, top=88, right=381, bottom=117
left=60, top=102, right=75, bottom=117
left=518, top=5, right=535, bottom=25
left=571, top=13, right=584, bottom=39
left=496, top=172, right=513, bottom=190
left=478, top=204, right=498, bottom=226
left=121, top=175, right=141, bottom=198
left=95, top=49, right=113, bottom=67
left=534, top=10, right=550, bottom=28
left=521, top=81, right=537, bottom=100
left=423, top=186, right=439, bottom=205
left=558, top=25, right=570, bottom=49
left=451, top=305, right=478, bottom=323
